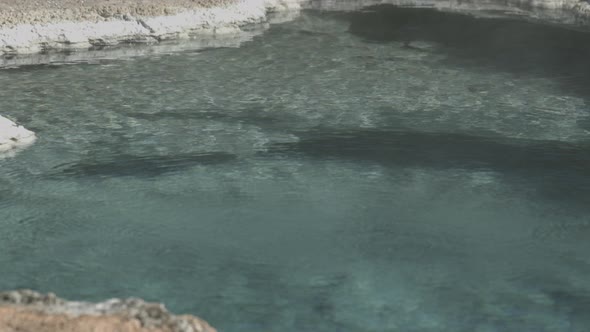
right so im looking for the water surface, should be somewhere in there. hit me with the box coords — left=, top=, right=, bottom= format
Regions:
left=2, top=7, right=590, bottom=331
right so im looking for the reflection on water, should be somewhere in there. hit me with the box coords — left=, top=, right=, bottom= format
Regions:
left=1, top=6, right=590, bottom=332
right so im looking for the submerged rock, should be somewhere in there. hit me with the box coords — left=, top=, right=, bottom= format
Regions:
left=0, top=289, right=216, bottom=332
left=0, top=115, right=36, bottom=158
left=308, top=0, right=590, bottom=27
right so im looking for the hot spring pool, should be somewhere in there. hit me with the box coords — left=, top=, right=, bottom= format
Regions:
left=2, top=6, right=590, bottom=331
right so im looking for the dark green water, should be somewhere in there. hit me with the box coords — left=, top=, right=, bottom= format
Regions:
left=2, top=7, right=590, bottom=331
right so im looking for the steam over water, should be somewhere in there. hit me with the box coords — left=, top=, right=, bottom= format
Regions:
left=2, top=6, right=590, bottom=331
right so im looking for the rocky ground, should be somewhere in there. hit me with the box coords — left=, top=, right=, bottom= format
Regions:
left=2, top=0, right=590, bottom=56
left=0, top=0, right=299, bottom=55
left=0, top=0, right=238, bottom=27
left=0, top=290, right=216, bottom=332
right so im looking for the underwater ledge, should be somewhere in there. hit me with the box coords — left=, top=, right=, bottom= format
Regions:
left=0, top=289, right=216, bottom=332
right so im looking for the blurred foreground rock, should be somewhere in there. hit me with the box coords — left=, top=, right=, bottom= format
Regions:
left=0, top=115, right=36, bottom=158
left=0, top=290, right=216, bottom=332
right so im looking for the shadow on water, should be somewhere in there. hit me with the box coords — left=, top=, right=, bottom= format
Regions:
left=51, top=152, right=237, bottom=178
left=346, top=6, right=590, bottom=97
left=269, top=128, right=590, bottom=207
left=124, top=106, right=303, bottom=130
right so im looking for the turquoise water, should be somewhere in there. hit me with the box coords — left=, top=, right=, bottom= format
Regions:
left=2, top=6, right=590, bottom=331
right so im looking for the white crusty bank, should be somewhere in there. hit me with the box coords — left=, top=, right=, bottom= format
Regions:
left=2, top=0, right=590, bottom=56
left=0, top=115, right=36, bottom=158
left=0, top=0, right=302, bottom=55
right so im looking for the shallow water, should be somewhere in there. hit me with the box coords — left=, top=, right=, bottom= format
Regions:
left=2, top=6, right=590, bottom=331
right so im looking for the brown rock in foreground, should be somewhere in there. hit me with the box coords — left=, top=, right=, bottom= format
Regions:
left=0, top=290, right=216, bottom=332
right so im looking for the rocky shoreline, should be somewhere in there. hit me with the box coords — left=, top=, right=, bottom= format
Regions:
left=0, top=290, right=216, bottom=332
left=0, top=0, right=302, bottom=55
left=2, top=0, right=590, bottom=59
